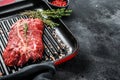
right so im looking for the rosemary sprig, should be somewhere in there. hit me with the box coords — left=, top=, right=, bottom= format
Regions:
left=42, top=8, right=72, bottom=19
left=43, top=19, right=59, bottom=28
left=21, top=8, right=72, bottom=28
left=24, top=23, right=28, bottom=38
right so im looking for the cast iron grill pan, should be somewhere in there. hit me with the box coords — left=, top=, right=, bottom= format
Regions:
left=0, top=0, right=78, bottom=77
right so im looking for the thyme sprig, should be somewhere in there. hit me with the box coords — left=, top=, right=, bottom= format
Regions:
left=24, top=23, right=28, bottom=38
left=21, top=8, right=72, bottom=28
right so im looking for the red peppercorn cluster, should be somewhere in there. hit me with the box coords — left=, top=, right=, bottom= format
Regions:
left=51, top=0, right=67, bottom=7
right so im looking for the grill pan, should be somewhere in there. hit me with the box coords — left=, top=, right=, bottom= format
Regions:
left=0, top=0, right=79, bottom=79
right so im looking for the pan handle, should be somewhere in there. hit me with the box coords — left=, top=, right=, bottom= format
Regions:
left=0, top=62, right=56, bottom=80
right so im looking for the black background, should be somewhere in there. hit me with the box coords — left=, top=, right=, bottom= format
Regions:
left=54, top=0, right=120, bottom=80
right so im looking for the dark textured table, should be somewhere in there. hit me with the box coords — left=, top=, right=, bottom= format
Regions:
left=54, top=0, right=120, bottom=80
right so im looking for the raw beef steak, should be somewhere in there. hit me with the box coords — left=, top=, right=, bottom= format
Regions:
left=3, top=18, right=44, bottom=66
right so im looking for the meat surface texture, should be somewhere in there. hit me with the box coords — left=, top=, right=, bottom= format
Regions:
left=3, top=18, right=44, bottom=66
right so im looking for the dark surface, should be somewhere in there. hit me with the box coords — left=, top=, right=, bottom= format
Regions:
left=54, top=0, right=120, bottom=80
